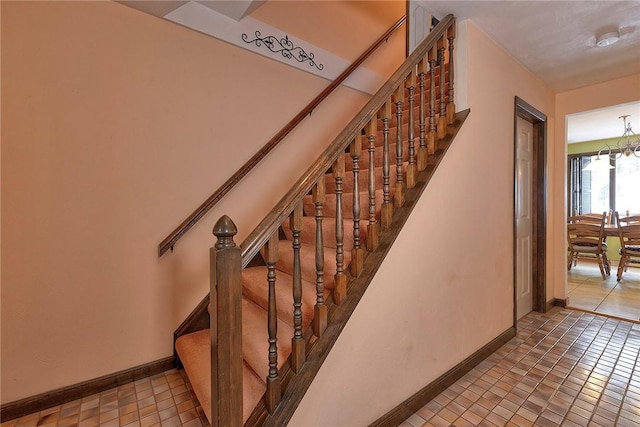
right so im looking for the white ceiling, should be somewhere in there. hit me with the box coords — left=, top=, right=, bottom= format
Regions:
left=420, top=1, right=640, bottom=93
left=118, top=1, right=266, bottom=21
left=567, top=101, right=640, bottom=143
left=420, top=1, right=640, bottom=143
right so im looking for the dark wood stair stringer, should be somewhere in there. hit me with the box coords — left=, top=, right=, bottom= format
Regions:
left=174, top=14, right=461, bottom=426
left=250, top=109, right=470, bottom=427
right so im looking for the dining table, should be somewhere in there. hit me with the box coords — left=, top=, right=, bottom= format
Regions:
left=604, top=223, right=620, bottom=237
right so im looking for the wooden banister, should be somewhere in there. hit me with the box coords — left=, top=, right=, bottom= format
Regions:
left=158, top=15, right=407, bottom=256
left=202, top=14, right=460, bottom=426
left=210, top=215, right=242, bottom=426
left=239, top=15, right=455, bottom=267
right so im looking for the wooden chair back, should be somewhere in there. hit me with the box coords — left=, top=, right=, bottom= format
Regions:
left=567, top=212, right=609, bottom=279
left=567, top=214, right=605, bottom=250
left=614, top=212, right=640, bottom=280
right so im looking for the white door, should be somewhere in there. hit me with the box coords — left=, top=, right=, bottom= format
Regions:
left=516, top=116, right=534, bottom=319
left=408, top=2, right=433, bottom=54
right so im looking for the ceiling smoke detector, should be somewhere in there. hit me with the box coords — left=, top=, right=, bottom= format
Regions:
left=596, top=31, right=620, bottom=47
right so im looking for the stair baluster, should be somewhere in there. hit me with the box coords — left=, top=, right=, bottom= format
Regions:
left=366, top=119, right=379, bottom=251
left=406, top=69, right=417, bottom=188
left=211, top=216, right=243, bottom=427
left=174, top=16, right=465, bottom=426
left=418, top=58, right=427, bottom=171
left=290, top=204, right=305, bottom=372
left=333, top=155, right=347, bottom=304
left=380, top=102, right=393, bottom=230
left=447, top=25, right=456, bottom=125
left=394, top=87, right=406, bottom=208
left=428, top=46, right=437, bottom=155
left=350, top=136, right=364, bottom=276
left=437, top=36, right=447, bottom=140
left=313, top=178, right=327, bottom=337
left=265, top=232, right=281, bottom=413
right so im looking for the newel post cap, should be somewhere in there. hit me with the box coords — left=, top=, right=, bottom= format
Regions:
left=213, top=215, right=238, bottom=249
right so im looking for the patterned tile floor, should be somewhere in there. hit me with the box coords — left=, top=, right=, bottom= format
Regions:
left=1, top=370, right=210, bottom=427
left=3, top=308, right=639, bottom=427
left=568, top=264, right=640, bottom=322
left=401, top=308, right=640, bottom=427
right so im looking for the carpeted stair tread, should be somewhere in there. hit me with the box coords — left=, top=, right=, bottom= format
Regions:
left=345, top=141, right=409, bottom=171
left=242, top=297, right=294, bottom=382
left=281, top=217, right=368, bottom=252
left=325, top=164, right=406, bottom=193
left=175, top=56, right=456, bottom=423
left=304, top=188, right=390, bottom=220
left=275, top=240, right=352, bottom=289
left=175, top=329, right=266, bottom=424
left=242, top=266, right=326, bottom=331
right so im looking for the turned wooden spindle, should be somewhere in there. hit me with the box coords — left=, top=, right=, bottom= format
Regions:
left=393, top=86, right=406, bottom=208
left=436, top=35, right=447, bottom=140
left=313, top=177, right=327, bottom=337
left=366, top=119, right=380, bottom=252
left=333, top=155, right=347, bottom=305
left=380, top=101, right=393, bottom=230
left=264, top=232, right=281, bottom=413
left=211, top=215, right=242, bottom=427
left=427, top=46, right=437, bottom=155
left=290, top=203, right=305, bottom=372
left=350, top=136, right=364, bottom=276
left=406, top=69, right=417, bottom=188
left=417, top=57, right=428, bottom=171
left=446, top=24, right=456, bottom=125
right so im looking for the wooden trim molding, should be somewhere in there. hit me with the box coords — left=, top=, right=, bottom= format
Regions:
left=369, top=327, right=516, bottom=427
left=0, top=357, right=174, bottom=422
left=513, top=96, right=548, bottom=326
left=554, top=298, right=569, bottom=308
left=255, top=109, right=470, bottom=427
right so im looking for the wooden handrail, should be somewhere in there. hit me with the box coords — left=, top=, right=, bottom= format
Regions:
left=198, top=15, right=458, bottom=426
left=239, top=15, right=456, bottom=266
left=158, top=15, right=407, bottom=256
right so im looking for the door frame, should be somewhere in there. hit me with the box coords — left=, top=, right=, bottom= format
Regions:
left=514, top=97, right=547, bottom=325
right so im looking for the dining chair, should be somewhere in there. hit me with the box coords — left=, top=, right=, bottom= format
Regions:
left=567, top=213, right=611, bottom=271
left=567, top=212, right=610, bottom=279
left=614, top=212, right=640, bottom=281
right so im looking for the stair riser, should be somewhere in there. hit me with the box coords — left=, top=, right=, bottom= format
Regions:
left=304, top=188, right=394, bottom=220
left=282, top=217, right=369, bottom=252
left=242, top=266, right=324, bottom=331
left=325, top=164, right=404, bottom=194
left=345, top=141, right=410, bottom=171
left=276, top=241, right=352, bottom=289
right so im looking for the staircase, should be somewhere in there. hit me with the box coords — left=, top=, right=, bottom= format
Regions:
left=173, top=15, right=467, bottom=426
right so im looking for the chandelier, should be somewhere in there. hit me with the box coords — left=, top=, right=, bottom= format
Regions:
left=583, top=115, right=640, bottom=170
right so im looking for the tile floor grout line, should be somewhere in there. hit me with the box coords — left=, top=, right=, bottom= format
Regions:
left=572, top=315, right=626, bottom=425
left=568, top=265, right=639, bottom=322
left=556, top=310, right=614, bottom=425
left=593, top=280, right=617, bottom=312
left=612, top=326, right=640, bottom=426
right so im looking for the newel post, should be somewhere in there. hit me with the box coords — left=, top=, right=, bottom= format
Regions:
left=211, top=215, right=243, bottom=427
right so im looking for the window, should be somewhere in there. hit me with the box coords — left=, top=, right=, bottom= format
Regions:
left=569, top=153, right=640, bottom=218
left=616, top=155, right=640, bottom=214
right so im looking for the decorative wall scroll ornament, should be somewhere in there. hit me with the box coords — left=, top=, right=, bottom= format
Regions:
left=241, top=31, right=324, bottom=70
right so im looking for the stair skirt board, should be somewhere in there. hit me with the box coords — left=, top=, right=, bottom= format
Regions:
left=176, top=109, right=470, bottom=426
left=369, top=326, right=517, bottom=427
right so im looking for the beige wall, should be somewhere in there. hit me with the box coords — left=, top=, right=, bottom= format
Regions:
left=252, top=0, right=406, bottom=79
left=552, top=73, right=640, bottom=301
left=0, top=1, right=404, bottom=403
left=290, top=19, right=556, bottom=426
